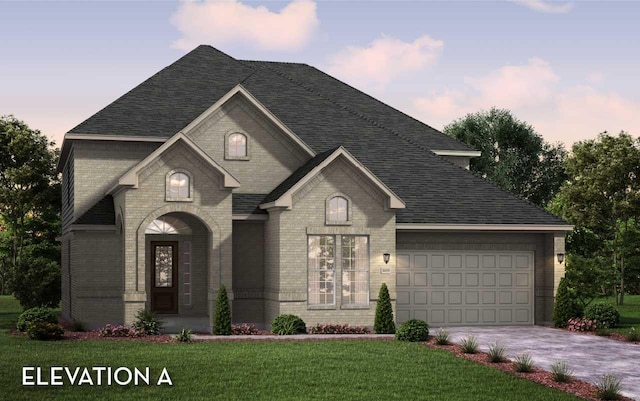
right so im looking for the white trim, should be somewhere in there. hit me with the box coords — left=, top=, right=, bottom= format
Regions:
left=181, top=84, right=315, bottom=157
left=68, top=224, right=118, bottom=232
left=107, top=132, right=240, bottom=194
left=64, top=134, right=168, bottom=142
left=232, top=214, right=269, bottom=221
left=396, top=223, right=573, bottom=231
left=259, top=147, right=405, bottom=210
left=432, top=150, right=481, bottom=157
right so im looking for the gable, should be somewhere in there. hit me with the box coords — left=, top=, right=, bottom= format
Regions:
left=184, top=89, right=311, bottom=194
left=108, top=133, right=239, bottom=194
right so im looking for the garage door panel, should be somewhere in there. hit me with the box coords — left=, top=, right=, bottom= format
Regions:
left=396, top=251, right=533, bottom=326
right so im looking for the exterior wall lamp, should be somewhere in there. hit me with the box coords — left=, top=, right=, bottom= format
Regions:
left=383, top=253, right=391, bottom=264
left=557, top=253, right=565, bottom=264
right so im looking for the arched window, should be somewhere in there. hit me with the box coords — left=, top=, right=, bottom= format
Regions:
left=145, top=216, right=192, bottom=235
left=328, top=196, right=348, bottom=222
left=166, top=170, right=193, bottom=201
left=228, top=133, right=247, bottom=157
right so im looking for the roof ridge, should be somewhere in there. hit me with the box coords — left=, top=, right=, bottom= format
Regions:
left=240, top=60, right=439, bottom=157
left=241, top=59, right=308, bottom=66
left=243, top=61, right=565, bottom=224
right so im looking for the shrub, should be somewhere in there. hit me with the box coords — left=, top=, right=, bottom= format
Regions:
left=434, top=328, right=450, bottom=345
left=309, top=324, right=371, bottom=334
left=99, top=324, right=144, bottom=338
left=132, top=309, right=164, bottom=335
left=626, top=327, right=639, bottom=342
left=175, top=329, right=193, bottom=343
left=596, top=374, right=622, bottom=400
left=567, top=317, right=598, bottom=332
left=554, top=277, right=581, bottom=328
left=231, top=323, right=261, bottom=335
left=16, top=307, right=57, bottom=332
left=374, top=283, right=395, bottom=334
left=271, top=314, right=306, bottom=335
left=395, top=319, right=429, bottom=342
left=11, top=256, right=61, bottom=309
left=459, top=336, right=479, bottom=354
left=487, top=343, right=507, bottom=363
left=584, top=304, right=620, bottom=329
left=514, top=354, right=534, bottom=373
left=213, top=285, right=232, bottom=335
left=26, top=322, right=64, bottom=341
left=550, top=360, right=573, bottom=383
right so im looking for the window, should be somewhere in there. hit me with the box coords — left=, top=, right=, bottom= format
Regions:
left=326, top=195, right=350, bottom=224
left=165, top=170, right=193, bottom=201
left=341, top=236, right=369, bottom=306
left=145, top=216, right=192, bottom=235
left=227, top=133, right=248, bottom=159
left=308, top=235, right=369, bottom=307
left=308, top=236, right=335, bottom=305
left=183, top=241, right=192, bottom=306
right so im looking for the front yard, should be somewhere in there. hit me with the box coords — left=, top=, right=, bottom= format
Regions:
left=0, top=296, right=585, bottom=401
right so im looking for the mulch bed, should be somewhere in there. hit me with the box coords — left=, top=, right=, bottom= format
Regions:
left=423, top=338, right=633, bottom=401
left=565, top=329, right=639, bottom=344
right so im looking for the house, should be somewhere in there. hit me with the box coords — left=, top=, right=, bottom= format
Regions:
left=58, top=45, right=571, bottom=332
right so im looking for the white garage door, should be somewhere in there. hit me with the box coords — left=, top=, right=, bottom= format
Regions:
left=396, top=251, right=534, bottom=326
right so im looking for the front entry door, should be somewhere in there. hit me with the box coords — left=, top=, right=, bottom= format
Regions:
left=151, top=241, right=178, bottom=314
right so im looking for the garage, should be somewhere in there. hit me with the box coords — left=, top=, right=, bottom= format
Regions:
left=395, top=251, right=534, bottom=326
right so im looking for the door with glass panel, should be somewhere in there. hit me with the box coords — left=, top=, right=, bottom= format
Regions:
left=151, top=241, right=178, bottom=314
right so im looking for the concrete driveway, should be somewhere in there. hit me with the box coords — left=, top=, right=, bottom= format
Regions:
left=446, top=326, right=639, bottom=400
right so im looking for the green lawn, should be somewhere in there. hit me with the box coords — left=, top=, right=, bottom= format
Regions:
left=594, top=294, right=640, bottom=334
left=0, top=296, right=582, bottom=401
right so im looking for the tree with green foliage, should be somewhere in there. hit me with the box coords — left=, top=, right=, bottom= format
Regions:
left=374, top=283, right=395, bottom=334
left=0, top=115, right=61, bottom=306
left=444, top=107, right=566, bottom=207
left=553, top=277, right=582, bottom=328
left=213, top=284, right=231, bottom=335
left=552, top=132, right=640, bottom=305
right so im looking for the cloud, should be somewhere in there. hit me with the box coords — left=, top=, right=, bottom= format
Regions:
left=326, top=35, right=443, bottom=91
left=509, top=0, right=574, bottom=14
left=170, top=0, right=319, bottom=51
left=411, top=59, right=640, bottom=145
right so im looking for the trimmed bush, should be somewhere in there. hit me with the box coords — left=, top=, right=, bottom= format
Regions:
left=626, top=328, right=639, bottom=342
left=17, top=307, right=57, bottom=332
left=232, top=324, right=260, bottom=335
left=271, top=314, right=306, bottom=335
left=374, top=283, right=395, bottom=334
left=99, top=324, right=144, bottom=338
left=26, top=322, right=64, bottom=341
left=395, top=319, right=429, bottom=342
left=584, top=304, right=620, bottom=329
left=553, top=277, right=581, bottom=328
left=213, top=285, right=232, bottom=335
left=567, top=317, right=597, bottom=332
left=309, top=324, right=371, bottom=334
left=132, top=309, right=164, bottom=335
left=175, top=329, right=193, bottom=343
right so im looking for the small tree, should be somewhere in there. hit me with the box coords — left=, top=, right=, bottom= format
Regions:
left=374, top=283, right=395, bottom=334
left=554, top=277, right=580, bottom=328
left=213, top=284, right=231, bottom=335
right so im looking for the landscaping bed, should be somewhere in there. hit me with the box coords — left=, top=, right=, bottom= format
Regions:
left=424, top=337, right=633, bottom=401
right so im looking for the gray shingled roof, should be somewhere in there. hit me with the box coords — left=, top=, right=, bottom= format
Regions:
left=232, top=194, right=268, bottom=215
left=74, top=196, right=115, bottom=225
left=68, top=46, right=566, bottom=226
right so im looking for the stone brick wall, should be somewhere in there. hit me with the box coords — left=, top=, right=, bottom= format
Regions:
left=266, top=156, right=397, bottom=327
left=187, top=94, right=309, bottom=194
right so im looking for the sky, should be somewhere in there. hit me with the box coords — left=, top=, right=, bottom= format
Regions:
left=1, top=0, right=639, bottom=149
